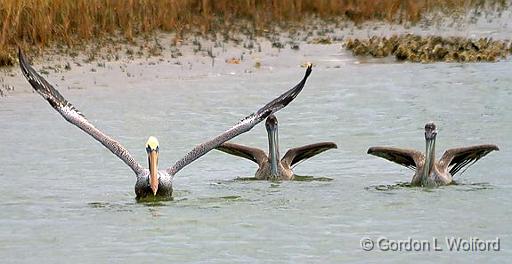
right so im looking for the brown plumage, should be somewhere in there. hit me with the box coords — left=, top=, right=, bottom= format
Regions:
left=367, top=122, right=499, bottom=187
left=216, top=115, right=337, bottom=180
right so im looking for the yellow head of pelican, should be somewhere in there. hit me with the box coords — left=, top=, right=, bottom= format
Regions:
left=146, top=136, right=160, bottom=195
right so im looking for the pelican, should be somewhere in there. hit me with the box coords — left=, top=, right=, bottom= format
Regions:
left=367, top=122, right=499, bottom=187
left=216, top=114, right=337, bottom=180
left=19, top=49, right=313, bottom=199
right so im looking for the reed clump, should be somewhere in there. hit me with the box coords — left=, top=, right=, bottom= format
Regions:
left=0, top=0, right=509, bottom=66
left=344, top=35, right=512, bottom=63
left=0, top=50, right=15, bottom=66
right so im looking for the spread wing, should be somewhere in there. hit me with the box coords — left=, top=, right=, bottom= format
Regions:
left=439, top=144, right=499, bottom=176
left=166, top=64, right=312, bottom=176
left=282, top=142, right=337, bottom=168
left=367, top=146, right=423, bottom=170
left=19, top=49, right=145, bottom=175
left=216, top=143, right=268, bottom=166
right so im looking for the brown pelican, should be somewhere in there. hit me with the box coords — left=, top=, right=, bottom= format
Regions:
left=367, top=122, right=499, bottom=187
left=216, top=115, right=337, bottom=180
left=19, top=49, right=313, bottom=199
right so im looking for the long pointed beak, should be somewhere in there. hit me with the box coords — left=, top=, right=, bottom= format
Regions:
left=149, top=150, right=159, bottom=195
left=425, top=139, right=433, bottom=163
left=268, top=126, right=280, bottom=177
left=424, top=136, right=436, bottom=179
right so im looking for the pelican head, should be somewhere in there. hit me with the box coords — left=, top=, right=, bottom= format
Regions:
left=265, top=115, right=280, bottom=177
left=424, top=122, right=437, bottom=141
left=146, top=136, right=160, bottom=195
left=265, top=114, right=278, bottom=131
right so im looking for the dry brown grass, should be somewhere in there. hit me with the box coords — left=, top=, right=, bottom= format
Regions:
left=0, top=0, right=508, bottom=66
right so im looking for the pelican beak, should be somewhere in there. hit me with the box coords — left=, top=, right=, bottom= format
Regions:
left=425, top=130, right=437, bottom=156
left=149, top=150, right=159, bottom=195
left=266, top=115, right=280, bottom=177
left=423, top=129, right=437, bottom=181
left=269, top=127, right=279, bottom=177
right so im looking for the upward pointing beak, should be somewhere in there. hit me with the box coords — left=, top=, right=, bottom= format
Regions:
left=149, top=150, right=159, bottom=195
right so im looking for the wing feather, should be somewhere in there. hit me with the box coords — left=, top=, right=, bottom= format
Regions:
left=216, top=143, right=267, bottom=166
left=19, top=49, right=145, bottom=175
left=367, top=146, right=423, bottom=170
left=439, top=144, right=499, bottom=176
left=166, top=65, right=312, bottom=176
left=282, top=142, right=337, bottom=168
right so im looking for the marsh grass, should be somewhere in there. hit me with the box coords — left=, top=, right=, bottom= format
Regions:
left=0, top=0, right=508, bottom=66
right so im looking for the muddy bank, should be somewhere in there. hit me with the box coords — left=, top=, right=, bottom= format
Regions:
left=0, top=30, right=337, bottom=97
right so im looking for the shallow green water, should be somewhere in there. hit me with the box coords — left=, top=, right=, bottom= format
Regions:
left=0, top=57, right=511, bottom=263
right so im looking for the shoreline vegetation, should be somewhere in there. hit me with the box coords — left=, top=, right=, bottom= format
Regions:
left=344, top=35, right=512, bottom=63
left=0, top=0, right=510, bottom=67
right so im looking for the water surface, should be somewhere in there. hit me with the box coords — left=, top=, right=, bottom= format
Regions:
left=0, top=55, right=511, bottom=263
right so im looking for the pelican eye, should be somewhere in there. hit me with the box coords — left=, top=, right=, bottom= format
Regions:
left=146, top=145, right=159, bottom=152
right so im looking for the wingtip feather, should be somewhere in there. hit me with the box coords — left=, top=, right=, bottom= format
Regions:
left=18, top=48, right=29, bottom=75
left=18, top=47, right=23, bottom=61
left=305, top=63, right=313, bottom=78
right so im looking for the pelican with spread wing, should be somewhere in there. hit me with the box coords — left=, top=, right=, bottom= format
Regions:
left=19, top=49, right=312, bottom=199
left=216, top=114, right=337, bottom=180
left=367, top=122, right=499, bottom=187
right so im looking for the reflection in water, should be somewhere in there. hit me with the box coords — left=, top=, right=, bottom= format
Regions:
left=221, top=175, right=334, bottom=182
left=195, top=195, right=245, bottom=202
left=451, top=181, right=494, bottom=192
left=366, top=181, right=493, bottom=192
left=87, top=201, right=137, bottom=211
left=293, top=175, right=334, bottom=182
left=136, top=196, right=174, bottom=204
left=365, top=181, right=413, bottom=191
left=87, top=194, right=249, bottom=210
